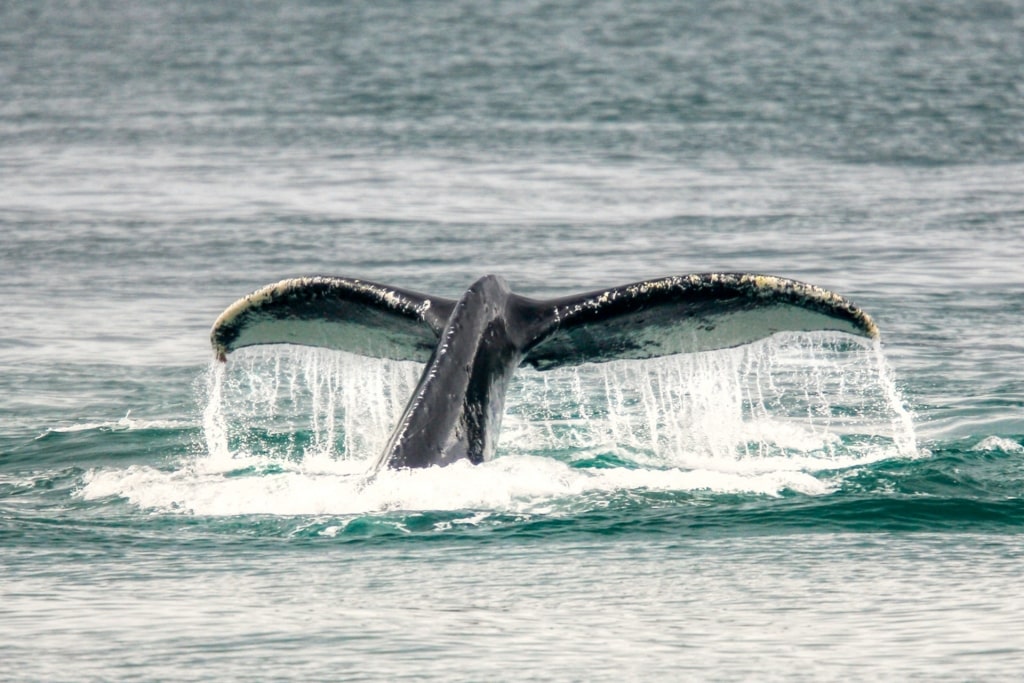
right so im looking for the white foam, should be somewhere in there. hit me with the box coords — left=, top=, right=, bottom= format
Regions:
left=78, top=334, right=917, bottom=517
left=78, top=453, right=832, bottom=517
left=971, top=436, right=1024, bottom=454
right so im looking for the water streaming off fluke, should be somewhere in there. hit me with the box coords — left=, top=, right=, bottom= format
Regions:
left=205, top=333, right=916, bottom=468
left=82, top=333, right=922, bottom=517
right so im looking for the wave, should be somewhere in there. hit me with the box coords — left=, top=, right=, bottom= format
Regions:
left=38, top=412, right=194, bottom=436
left=78, top=452, right=833, bottom=516
left=70, top=441, right=1024, bottom=541
left=7, top=416, right=199, bottom=469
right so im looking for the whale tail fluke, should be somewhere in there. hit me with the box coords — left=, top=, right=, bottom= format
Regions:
left=211, top=273, right=878, bottom=366
left=212, top=273, right=879, bottom=469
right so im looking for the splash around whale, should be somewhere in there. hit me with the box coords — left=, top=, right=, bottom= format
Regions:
left=211, top=274, right=878, bottom=471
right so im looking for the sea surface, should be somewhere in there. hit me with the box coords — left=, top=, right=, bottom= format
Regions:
left=3, top=1, right=1024, bottom=680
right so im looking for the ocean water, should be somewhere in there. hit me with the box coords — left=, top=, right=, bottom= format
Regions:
left=2, top=1, right=1024, bottom=680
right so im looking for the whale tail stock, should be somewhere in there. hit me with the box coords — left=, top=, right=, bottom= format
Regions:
left=210, top=273, right=878, bottom=469
left=211, top=273, right=877, bottom=365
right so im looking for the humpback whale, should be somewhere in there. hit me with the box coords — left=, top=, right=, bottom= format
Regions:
left=211, top=273, right=878, bottom=470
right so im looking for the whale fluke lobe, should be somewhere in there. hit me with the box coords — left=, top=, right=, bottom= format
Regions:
left=518, top=273, right=878, bottom=370
left=211, top=274, right=878, bottom=469
left=211, top=276, right=456, bottom=362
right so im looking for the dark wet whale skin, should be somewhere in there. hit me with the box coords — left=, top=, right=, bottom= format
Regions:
left=377, top=275, right=533, bottom=469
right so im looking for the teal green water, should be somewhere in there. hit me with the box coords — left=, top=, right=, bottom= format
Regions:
left=3, top=1, right=1024, bottom=680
